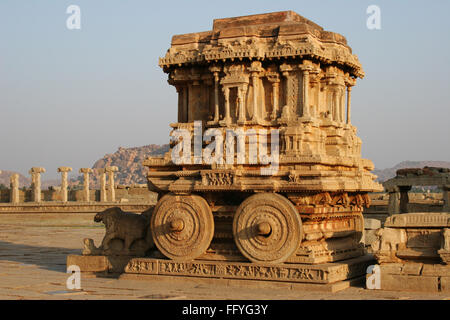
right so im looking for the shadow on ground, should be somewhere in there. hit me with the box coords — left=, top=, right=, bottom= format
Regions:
left=0, top=240, right=81, bottom=272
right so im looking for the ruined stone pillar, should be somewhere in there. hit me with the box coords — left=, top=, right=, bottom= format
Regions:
left=443, top=185, right=450, bottom=212
left=399, top=186, right=411, bottom=213
left=387, top=187, right=401, bottom=215
left=29, top=167, right=45, bottom=203
left=346, top=86, right=352, bottom=124
left=105, top=166, right=118, bottom=202
left=79, top=168, right=93, bottom=202
left=58, top=167, right=72, bottom=202
left=10, top=173, right=20, bottom=204
left=97, top=168, right=107, bottom=202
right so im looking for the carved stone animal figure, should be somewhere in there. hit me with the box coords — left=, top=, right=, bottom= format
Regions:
left=94, top=206, right=154, bottom=255
left=371, top=227, right=407, bottom=252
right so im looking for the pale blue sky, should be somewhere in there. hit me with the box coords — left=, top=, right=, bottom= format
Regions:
left=0, top=0, right=449, bottom=179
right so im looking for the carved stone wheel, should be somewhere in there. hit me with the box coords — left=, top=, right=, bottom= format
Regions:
left=232, top=193, right=303, bottom=264
left=151, top=194, right=214, bottom=261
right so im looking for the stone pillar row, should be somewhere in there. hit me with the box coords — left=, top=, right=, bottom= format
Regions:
left=7, top=166, right=119, bottom=203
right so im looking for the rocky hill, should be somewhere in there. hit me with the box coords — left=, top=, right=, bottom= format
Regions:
left=0, top=171, right=30, bottom=188
left=73, top=144, right=169, bottom=187
left=372, top=161, right=450, bottom=182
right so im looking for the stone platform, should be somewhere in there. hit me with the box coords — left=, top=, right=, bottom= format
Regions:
left=67, top=254, right=375, bottom=292
left=0, top=202, right=152, bottom=214
left=378, top=262, right=450, bottom=293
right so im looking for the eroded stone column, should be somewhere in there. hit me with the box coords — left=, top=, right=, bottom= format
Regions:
left=10, top=173, right=19, bottom=204
left=97, top=168, right=107, bottom=202
left=387, top=187, right=400, bottom=215
left=105, top=166, right=118, bottom=202
left=58, top=167, right=72, bottom=202
left=29, top=167, right=45, bottom=203
left=79, top=168, right=93, bottom=202
left=399, top=186, right=411, bottom=213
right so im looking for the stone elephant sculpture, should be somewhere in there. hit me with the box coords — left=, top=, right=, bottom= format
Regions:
left=83, top=206, right=155, bottom=256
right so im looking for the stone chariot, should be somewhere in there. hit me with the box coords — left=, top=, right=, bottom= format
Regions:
left=71, top=11, right=383, bottom=289
left=143, top=11, right=382, bottom=265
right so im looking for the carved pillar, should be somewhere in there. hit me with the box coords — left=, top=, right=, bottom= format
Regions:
left=222, top=86, right=231, bottom=125
left=251, top=74, right=259, bottom=122
left=387, top=187, right=401, bottom=215
left=58, top=167, right=72, bottom=202
left=340, top=90, right=345, bottom=122
left=29, top=167, right=45, bottom=203
left=331, top=89, right=337, bottom=121
left=280, top=63, right=294, bottom=121
left=300, top=66, right=311, bottom=117
left=214, top=74, right=220, bottom=123
left=237, top=85, right=247, bottom=124
left=208, top=65, right=221, bottom=124
left=97, top=168, right=107, bottom=202
left=267, top=75, right=280, bottom=120
left=309, top=70, right=320, bottom=118
left=79, top=168, right=93, bottom=202
left=10, top=173, right=19, bottom=204
left=346, top=86, right=352, bottom=124
left=105, top=166, right=118, bottom=202
left=249, top=61, right=262, bottom=123
left=282, top=71, right=290, bottom=113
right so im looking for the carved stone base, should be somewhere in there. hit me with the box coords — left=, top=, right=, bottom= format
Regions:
left=120, top=273, right=366, bottom=293
left=123, top=255, right=374, bottom=285
left=378, top=262, right=450, bottom=293
left=67, top=254, right=375, bottom=288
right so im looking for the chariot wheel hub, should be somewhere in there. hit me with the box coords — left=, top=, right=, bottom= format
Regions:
left=151, top=194, right=214, bottom=261
left=233, top=193, right=303, bottom=264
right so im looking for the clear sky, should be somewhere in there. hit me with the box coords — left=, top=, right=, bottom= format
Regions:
left=0, top=0, right=449, bottom=179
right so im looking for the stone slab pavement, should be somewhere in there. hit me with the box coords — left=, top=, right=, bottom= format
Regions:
left=0, top=213, right=449, bottom=300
